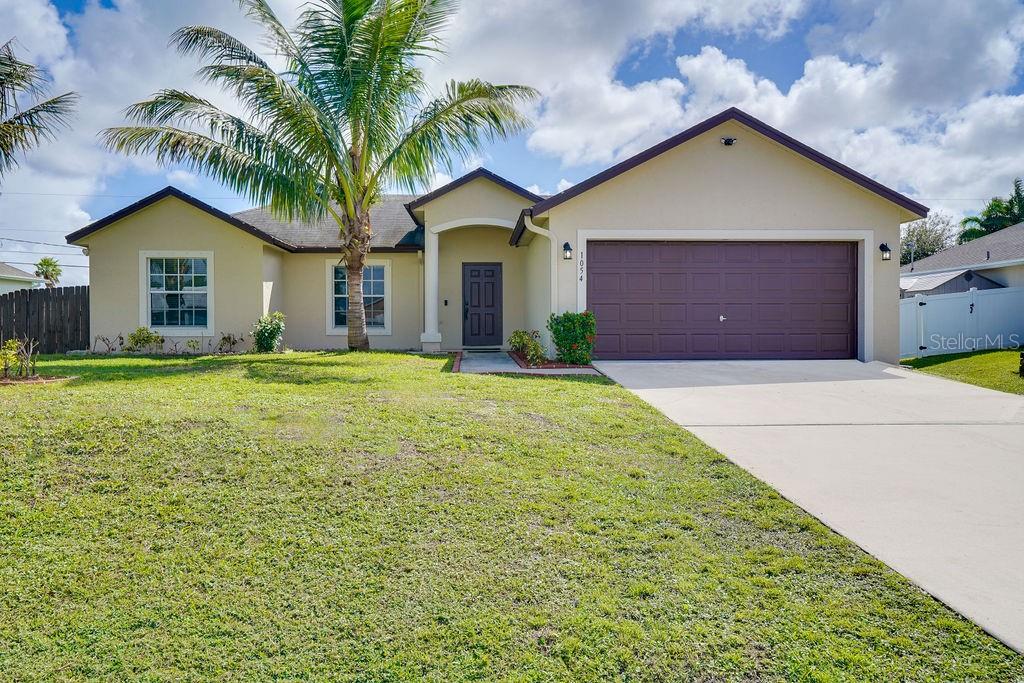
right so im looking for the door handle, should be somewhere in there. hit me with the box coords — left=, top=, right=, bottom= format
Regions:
left=719, top=314, right=727, bottom=322
left=463, top=302, right=469, bottom=320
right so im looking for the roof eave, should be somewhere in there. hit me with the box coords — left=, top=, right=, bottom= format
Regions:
left=528, top=107, right=928, bottom=219
left=405, top=168, right=543, bottom=214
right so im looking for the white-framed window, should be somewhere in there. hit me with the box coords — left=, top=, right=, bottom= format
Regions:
left=139, top=251, right=214, bottom=334
left=325, top=258, right=391, bottom=336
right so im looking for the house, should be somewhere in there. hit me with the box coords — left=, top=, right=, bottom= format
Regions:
left=0, top=262, right=45, bottom=294
left=66, top=108, right=926, bottom=362
left=900, top=222, right=1024, bottom=288
left=899, top=269, right=1003, bottom=298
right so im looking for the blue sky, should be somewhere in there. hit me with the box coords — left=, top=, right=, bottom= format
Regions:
left=3, top=0, right=1024, bottom=284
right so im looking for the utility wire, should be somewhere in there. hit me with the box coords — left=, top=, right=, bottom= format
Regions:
left=2, top=261, right=89, bottom=268
left=0, top=237, right=83, bottom=249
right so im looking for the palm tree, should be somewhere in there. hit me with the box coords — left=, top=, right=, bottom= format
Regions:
left=103, top=0, right=537, bottom=350
left=958, top=178, right=1024, bottom=243
left=0, top=39, right=78, bottom=181
left=34, top=256, right=61, bottom=288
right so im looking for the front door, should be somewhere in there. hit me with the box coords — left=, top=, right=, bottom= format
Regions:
left=462, top=263, right=503, bottom=346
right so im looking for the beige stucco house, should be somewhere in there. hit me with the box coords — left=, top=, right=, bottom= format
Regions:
left=67, top=108, right=926, bottom=362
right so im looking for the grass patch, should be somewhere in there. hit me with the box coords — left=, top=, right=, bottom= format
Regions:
left=2, top=352, right=1021, bottom=681
left=902, top=349, right=1024, bottom=395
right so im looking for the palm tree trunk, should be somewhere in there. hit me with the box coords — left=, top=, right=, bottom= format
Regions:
left=346, top=257, right=370, bottom=351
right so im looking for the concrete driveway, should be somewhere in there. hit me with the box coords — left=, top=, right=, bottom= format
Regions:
left=595, top=359, right=1024, bottom=652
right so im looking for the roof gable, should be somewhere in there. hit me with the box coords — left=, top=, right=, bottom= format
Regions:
left=0, top=261, right=43, bottom=282
left=405, top=168, right=542, bottom=217
left=527, top=107, right=928, bottom=220
left=66, top=187, right=297, bottom=251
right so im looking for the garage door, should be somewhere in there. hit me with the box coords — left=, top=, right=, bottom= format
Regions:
left=587, top=241, right=857, bottom=360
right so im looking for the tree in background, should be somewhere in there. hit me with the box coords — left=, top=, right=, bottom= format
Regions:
left=901, top=212, right=956, bottom=266
left=958, top=178, right=1024, bottom=243
left=34, top=256, right=61, bottom=288
left=103, top=0, right=537, bottom=351
left=0, top=39, right=78, bottom=182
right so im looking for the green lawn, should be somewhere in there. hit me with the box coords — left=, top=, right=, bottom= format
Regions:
left=902, top=349, right=1024, bottom=395
left=2, top=353, right=1021, bottom=681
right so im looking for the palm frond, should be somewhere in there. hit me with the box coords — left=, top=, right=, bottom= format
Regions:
left=374, top=79, right=538, bottom=196
left=0, top=92, right=78, bottom=176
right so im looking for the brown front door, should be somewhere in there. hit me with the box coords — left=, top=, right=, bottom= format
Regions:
left=462, top=263, right=503, bottom=346
left=587, top=241, right=857, bottom=360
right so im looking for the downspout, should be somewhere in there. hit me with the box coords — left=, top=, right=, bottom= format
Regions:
left=520, top=211, right=559, bottom=316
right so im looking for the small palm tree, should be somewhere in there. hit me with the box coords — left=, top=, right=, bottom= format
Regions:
left=0, top=39, right=78, bottom=181
left=34, top=256, right=61, bottom=288
left=103, top=0, right=537, bottom=350
left=958, top=178, right=1024, bottom=243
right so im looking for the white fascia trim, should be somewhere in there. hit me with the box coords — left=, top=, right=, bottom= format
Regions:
left=573, top=228, right=876, bottom=362
left=902, top=257, right=1024, bottom=277
left=429, top=218, right=516, bottom=234
left=0, top=274, right=45, bottom=283
left=138, top=250, right=215, bottom=336
left=325, top=257, right=392, bottom=336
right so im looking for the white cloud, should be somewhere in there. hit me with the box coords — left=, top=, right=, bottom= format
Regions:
left=166, top=169, right=199, bottom=188
left=556, top=178, right=576, bottom=192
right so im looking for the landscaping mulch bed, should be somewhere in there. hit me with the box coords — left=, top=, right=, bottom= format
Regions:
left=0, top=375, right=74, bottom=385
left=508, top=351, right=593, bottom=370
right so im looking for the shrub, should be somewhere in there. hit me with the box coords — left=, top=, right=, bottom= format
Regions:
left=216, top=333, right=245, bottom=354
left=508, top=329, right=546, bottom=367
left=252, top=311, right=287, bottom=353
left=546, top=311, right=596, bottom=365
left=126, top=327, right=164, bottom=353
left=1, top=339, right=18, bottom=378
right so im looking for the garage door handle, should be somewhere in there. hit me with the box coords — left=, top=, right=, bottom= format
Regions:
left=719, top=315, right=727, bottom=322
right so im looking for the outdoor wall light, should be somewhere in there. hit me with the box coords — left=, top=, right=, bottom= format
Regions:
left=879, top=243, right=892, bottom=261
left=720, top=136, right=737, bottom=146
left=563, top=242, right=573, bottom=260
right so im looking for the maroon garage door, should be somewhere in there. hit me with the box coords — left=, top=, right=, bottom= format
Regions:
left=587, top=241, right=857, bottom=360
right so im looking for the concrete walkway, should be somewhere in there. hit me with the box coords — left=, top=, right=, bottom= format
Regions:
left=595, top=359, right=1024, bottom=652
left=459, top=351, right=599, bottom=375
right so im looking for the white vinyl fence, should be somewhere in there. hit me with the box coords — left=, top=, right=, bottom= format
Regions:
left=900, top=286, right=1024, bottom=357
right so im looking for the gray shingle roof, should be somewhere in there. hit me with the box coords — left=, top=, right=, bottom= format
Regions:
left=232, top=195, right=422, bottom=251
left=0, top=261, right=41, bottom=280
left=901, top=222, right=1024, bottom=273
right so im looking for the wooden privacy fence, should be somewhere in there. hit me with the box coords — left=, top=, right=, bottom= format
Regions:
left=0, top=286, right=90, bottom=354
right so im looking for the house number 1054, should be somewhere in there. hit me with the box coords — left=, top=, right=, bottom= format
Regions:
left=578, top=251, right=585, bottom=282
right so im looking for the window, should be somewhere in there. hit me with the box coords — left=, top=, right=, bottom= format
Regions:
left=147, top=256, right=208, bottom=328
left=333, top=264, right=385, bottom=327
left=325, top=258, right=390, bottom=336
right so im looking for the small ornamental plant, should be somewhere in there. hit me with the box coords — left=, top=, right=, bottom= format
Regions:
left=251, top=312, right=286, bottom=353
left=546, top=311, right=596, bottom=365
left=508, top=329, right=546, bottom=367
left=126, top=327, right=164, bottom=354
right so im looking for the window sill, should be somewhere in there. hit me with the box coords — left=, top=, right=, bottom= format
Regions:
left=151, top=326, right=215, bottom=337
left=326, top=326, right=391, bottom=337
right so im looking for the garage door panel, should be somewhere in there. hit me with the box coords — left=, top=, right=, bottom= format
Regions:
left=587, top=240, right=857, bottom=360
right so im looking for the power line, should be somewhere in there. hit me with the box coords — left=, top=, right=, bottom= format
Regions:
left=0, top=237, right=84, bottom=249
left=2, top=261, right=89, bottom=268
left=0, top=190, right=240, bottom=199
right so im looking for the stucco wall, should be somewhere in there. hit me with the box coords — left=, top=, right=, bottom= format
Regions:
left=280, top=252, right=421, bottom=350
left=980, top=263, right=1024, bottom=288
left=0, top=279, right=41, bottom=295
left=262, top=247, right=284, bottom=315
left=422, top=176, right=533, bottom=229
left=539, top=120, right=907, bottom=363
left=75, top=196, right=267, bottom=348
left=523, top=231, right=553, bottom=351
left=437, top=226, right=525, bottom=349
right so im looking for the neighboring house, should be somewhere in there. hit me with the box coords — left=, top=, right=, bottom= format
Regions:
left=899, top=269, right=1003, bottom=298
left=0, top=262, right=45, bottom=294
left=66, top=108, right=926, bottom=362
left=901, top=222, right=1024, bottom=287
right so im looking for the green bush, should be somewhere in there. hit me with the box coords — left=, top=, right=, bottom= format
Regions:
left=508, top=329, right=546, bottom=367
left=546, top=311, right=596, bottom=365
left=252, top=311, right=286, bottom=353
left=1, top=339, right=18, bottom=378
left=126, top=327, right=164, bottom=353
